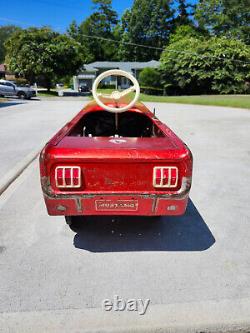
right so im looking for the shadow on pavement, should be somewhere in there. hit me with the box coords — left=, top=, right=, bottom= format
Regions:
left=0, top=101, right=26, bottom=108
left=73, top=199, right=215, bottom=252
left=0, top=97, right=40, bottom=108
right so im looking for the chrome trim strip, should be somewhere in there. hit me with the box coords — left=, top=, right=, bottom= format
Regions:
left=43, top=177, right=191, bottom=200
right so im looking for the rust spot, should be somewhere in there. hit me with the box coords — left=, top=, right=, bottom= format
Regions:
left=152, top=198, right=158, bottom=213
left=167, top=205, right=177, bottom=211
left=57, top=205, right=66, bottom=212
left=41, top=176, right=53, bottom=195
left=75, top=198, right=82, bottom=212
left=40, top=149, right=45, bottom=162
left=104, top=178, right=113, bottom=185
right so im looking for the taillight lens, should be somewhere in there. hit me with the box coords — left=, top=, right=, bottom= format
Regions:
left=55, top=166, right=81, bottom=188
left=153, top=166, right=178, bottom=188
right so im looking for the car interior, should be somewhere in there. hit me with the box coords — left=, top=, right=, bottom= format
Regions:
left=68, top=110, right=165, bottom=138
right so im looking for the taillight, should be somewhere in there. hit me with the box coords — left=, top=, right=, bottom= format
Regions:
left=153, top=166, right=178, bottom=188
left=55, top=166, right=81, bottom=188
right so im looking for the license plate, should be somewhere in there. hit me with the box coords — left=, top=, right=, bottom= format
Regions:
left=95, top=200, right=138, bottom=211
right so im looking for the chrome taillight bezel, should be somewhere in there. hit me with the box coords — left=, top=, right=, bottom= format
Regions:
left=153, top=166, right=178, bottom=188
left=55, top=166, right=81, bottom=189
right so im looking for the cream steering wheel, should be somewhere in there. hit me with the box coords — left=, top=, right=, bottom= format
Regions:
left=92, top=69, right=140, bottom=113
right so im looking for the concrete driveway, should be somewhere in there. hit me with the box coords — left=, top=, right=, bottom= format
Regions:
left=0, top=101, right=250, bottom=332
left=0, top=99, right=87, bottom=181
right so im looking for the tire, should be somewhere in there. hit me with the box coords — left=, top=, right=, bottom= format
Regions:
left=65, top=216, right=84, bottom=232
left=18, top=92, right=26, bottom=99
left=65, top=216, right=73, bottom=226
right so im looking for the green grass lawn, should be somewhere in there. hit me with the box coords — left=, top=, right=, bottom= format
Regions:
left=97, top=89, right=250, bottom=109
left=140, top=94, right=250, bottom=109
left=37, top=90, right=58, bottom=97
left=36, top=86, right=250, bottom=109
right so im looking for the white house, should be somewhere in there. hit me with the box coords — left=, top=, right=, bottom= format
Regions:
left=73, top=60, right=160, bottom=91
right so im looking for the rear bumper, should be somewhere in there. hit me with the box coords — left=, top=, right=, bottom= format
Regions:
left=42, top=177, right=191, bottom=216
left=44, top=193, right=189, bottom=216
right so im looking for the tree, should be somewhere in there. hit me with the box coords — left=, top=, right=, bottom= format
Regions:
left=77, top=0, right=118, bottom=61
left=67, top=20, right=80, bottom=40
left=195, top=0, right=250, bottom=44
left=5, top=27, right=87, bottom=90
left=160, top=33, right=250, bottom=94
left=0, top=25, right=21, bottom=63
left=173, top=0, right=194, bottom=27
left=118, top=0, right=175, bottom=61
left=169, top=25, right=205, bottom=44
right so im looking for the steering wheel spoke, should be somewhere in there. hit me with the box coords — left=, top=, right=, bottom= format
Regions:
left=119, top=86, right=136, bottom=97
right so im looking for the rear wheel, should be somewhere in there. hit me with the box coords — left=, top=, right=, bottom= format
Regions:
left=65, top=216, right=73, bottom=226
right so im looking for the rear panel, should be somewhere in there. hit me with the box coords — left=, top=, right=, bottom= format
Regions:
left=49, top=160, right=190, bottom=194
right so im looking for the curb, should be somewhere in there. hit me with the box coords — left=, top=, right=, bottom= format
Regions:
left=0, top=148, right=41, bottom=196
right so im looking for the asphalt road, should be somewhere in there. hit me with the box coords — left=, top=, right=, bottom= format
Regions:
left=0, top=101, right=250, bottom=332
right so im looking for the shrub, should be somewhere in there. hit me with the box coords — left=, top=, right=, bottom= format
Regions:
left=138, top=67, right=162, bottom=92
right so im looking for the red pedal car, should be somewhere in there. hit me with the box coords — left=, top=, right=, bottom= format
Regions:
left=40, top=70, right=193, bottom=225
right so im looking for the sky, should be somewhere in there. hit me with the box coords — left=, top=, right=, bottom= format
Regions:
left=0, top=0, right=134, bottom=32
